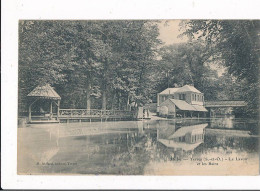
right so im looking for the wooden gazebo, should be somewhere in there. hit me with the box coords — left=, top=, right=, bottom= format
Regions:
left=27, top=84, right=61, bottom=123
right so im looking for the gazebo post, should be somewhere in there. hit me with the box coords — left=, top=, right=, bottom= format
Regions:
left=28, top=98, right=38, bottom=123
left=29, top=104, right=32, bottom=122
left=57, top=100, right=60, bottom=119
left=50, top=101, right=53, bottom=114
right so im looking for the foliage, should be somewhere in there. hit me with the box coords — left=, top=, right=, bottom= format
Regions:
left=18, top=20, right=161, bottom=111
left=19, top=20, right=259, bottom=118
left=156, top=41, right=221, bottom=100
left=180, top=20, right=260, bottom=117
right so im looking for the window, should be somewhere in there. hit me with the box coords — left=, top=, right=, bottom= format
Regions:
left=161, top=96, right=165, bottom=102
left=194, top=94, right=196, bottom=101
left=179, top=94, right=186, bottom=100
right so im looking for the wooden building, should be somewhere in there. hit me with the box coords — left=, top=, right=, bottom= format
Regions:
left=27, top=84, right=61, bottom=123
left=157, top=85, right=207, bottom=117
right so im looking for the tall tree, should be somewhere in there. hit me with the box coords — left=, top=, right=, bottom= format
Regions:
left=19, top=20, right=161, bottom=112
left=180, top=20, right=260, bottom=117
left=157, top=41, right=220, bottom=100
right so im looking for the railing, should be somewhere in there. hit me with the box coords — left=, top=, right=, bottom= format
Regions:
left=59, top=109, right=135, bottom=118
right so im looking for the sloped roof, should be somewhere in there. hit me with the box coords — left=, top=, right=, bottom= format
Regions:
left=168, top=124, right=208, bottom=139
left=169, top=99, right=196, bottom=111
left=192, top=104, right=208, bottom=112
left=176, top=85, right=202, bottom=93
left=159, top=87, right=180, bottom=94
left=27, top=84, right=61, bottom=99
left=158, top=139, right=202, bottom=151
left=159, top=85, right=202, bottom=95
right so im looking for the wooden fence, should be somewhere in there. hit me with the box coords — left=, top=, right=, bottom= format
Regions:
left=58, top=109, right=136, bottom=120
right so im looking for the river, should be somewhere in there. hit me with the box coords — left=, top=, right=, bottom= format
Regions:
left=17, top=118, right=259, bottom=175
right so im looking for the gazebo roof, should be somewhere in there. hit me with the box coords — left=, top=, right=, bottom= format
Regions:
left=27, top=84, right=61, bottom=100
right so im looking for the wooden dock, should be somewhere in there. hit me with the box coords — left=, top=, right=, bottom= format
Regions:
left=29, top=120, right=60, bottom=124
left=29, top=109, right=136, bottom=124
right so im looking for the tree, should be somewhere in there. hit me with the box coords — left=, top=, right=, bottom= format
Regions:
left=180, top=20, right=260, bottom=117
left=18, top=20, right=161, bottom=112
left=90, top=21, right=161, bottom=110
left=156, top=41, right=220, bottom=100
left=19, top=21, right=103, bottom=110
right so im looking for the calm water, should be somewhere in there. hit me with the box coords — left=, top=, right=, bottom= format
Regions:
left=18, top=118, right=259, bottom=175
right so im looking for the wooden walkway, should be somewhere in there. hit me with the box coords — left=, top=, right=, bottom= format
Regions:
left=28, top=109, right=137, bottom=124
left=58, top=109, right=136, bottom=122
left=205, top=101, right=247, bottom=108
left=30, top=120, right=59, bottom=124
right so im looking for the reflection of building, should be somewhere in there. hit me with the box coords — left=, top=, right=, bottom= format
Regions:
left=208, top=118, right=234, bottom=129
left=158, top=124, right=207, bottom=151
left=157, top=85, right=207, bottom=117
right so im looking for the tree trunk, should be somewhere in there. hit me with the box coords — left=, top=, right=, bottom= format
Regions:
left=102, top=58, right=109, bottom=110
left=86, top=82, right=91, bottom=110
left=118, top=92, right=122, bottom=110
left=102, top=90, right=107, bottom=110
left=111, top=92, right=116, bottom=110
left=126, top=94, right=130, bottom=111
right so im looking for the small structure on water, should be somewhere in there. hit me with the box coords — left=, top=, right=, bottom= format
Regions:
left=27, top=84, right=61, bottom=123
left=157, top=85, right=207, bottom=118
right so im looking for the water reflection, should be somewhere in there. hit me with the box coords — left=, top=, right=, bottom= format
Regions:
left=157, top=124, right=206, bottom=150
left=18, top=118, right=259, bottom=175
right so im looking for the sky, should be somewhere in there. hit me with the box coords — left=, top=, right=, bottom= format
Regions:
left=158, top=20, right=188, bottom=45
left=157, top=20, right=226, bottom=76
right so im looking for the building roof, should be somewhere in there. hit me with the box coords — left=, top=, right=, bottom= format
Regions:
left=27, top=84, right=61, bottom=100
left=168, top=124, right=208, bottom=139
left=176, top=85, right=202, bottom=93
left=159, top=85, right=202, bottom=95
left=158, top=139, right=202, bottom=151
left=169, top=99, right=196, bottom=111
left=159, top=87, right=180, bottom=94
left=192, top=104, right=208, bottom=112
left=161, top=99, right=207, bottom=112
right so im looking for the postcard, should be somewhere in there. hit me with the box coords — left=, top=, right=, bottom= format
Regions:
left=2, top=0, right=260, bottom=190
left=17, top=19, right=259, bottom=176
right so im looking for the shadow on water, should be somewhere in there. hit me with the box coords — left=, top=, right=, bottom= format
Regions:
left=18, top=117, right=259, bottom=175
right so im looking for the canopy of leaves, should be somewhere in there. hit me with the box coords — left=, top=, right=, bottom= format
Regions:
left=156, top=41, right=221, bottom=100
left=19, top=20, right=161, bottom=111
left=180, top=20, right=260, bottom=117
